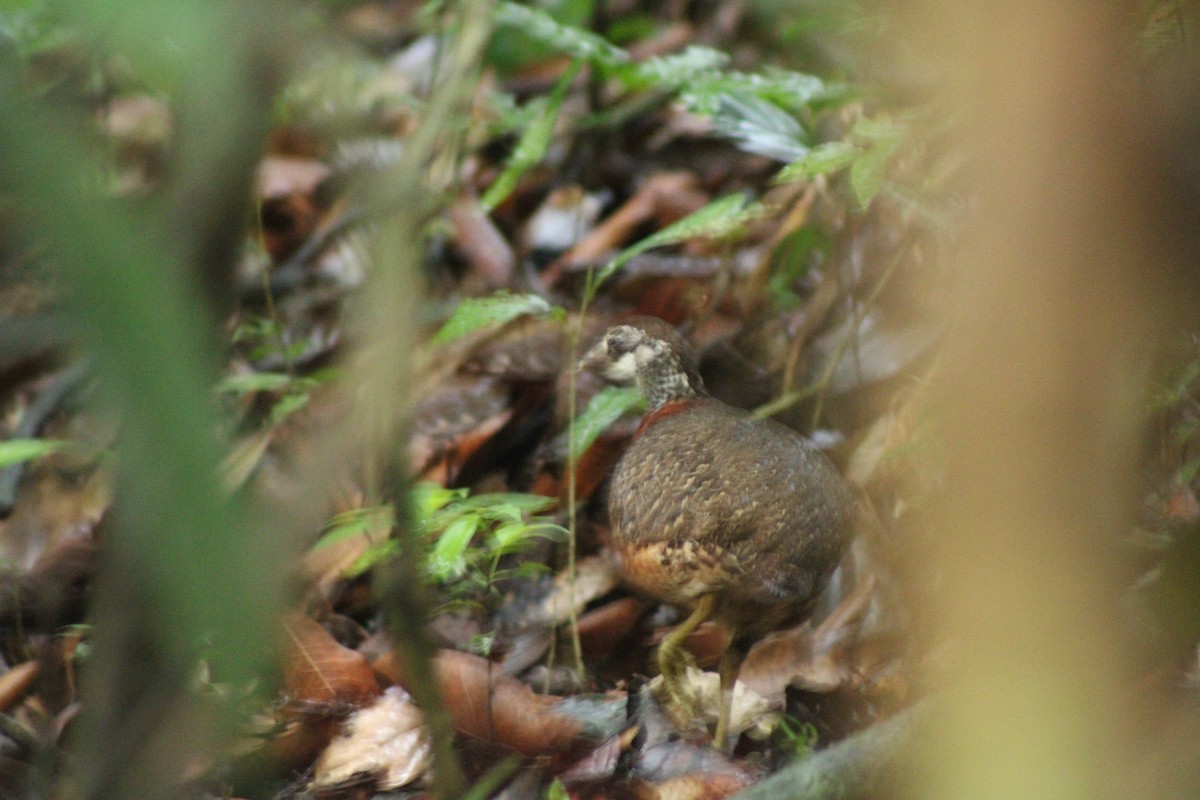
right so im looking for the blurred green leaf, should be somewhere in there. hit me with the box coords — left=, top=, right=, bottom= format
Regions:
left=0, top=437, right=67, bottom=468
left=269, top=391, right=309, bottom=425
left=429, top=513, right=482, bottom=579
left=412, top=482, right=470, bottom=524
left=493, top=2, right=626, bottom=71
left=708, top=91, right=809, bottom=162
left=433, top=291, right=556, bottom=343
left=849, top=114, right=906, bottom=208
left=347, top=539, right=401, bottom=577
left=215, top=371, right=294, bottom=395
left=314, top=505, right=395, bottom=550
left=623, top=44, right=728, bottom=89
left=595, top=193, right=765, bottom=288
left=570, top=385, right=643, bottom=461
left=462, top=492, right=556, bottom=514
left=777, top=140, right=860, bottom=182
left=481, top=59, right=582, bottom=211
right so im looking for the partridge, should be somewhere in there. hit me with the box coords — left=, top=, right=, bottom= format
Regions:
left=582, top=317, right=856, bottom=747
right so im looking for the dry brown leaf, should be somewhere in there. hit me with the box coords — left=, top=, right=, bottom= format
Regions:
left=739, top=573, right=877, bottom=699
left=537, top=555, right=620, bottom=626
left=0, top=661, right=39, bottom=713
left=545, top=172, right=705, bottom=285
left=311, top=686, right=431, bottom=791
left=256, top=155, right=331, bottom=200
left=375, top=648, right=604, bottom=757
left=281, top=614, right=380, bottom=708
left=646, top=772, right=751, bottom=800
left=450, top=194, right=516, bottom=287
left=578, top=596, right=651, bottom=658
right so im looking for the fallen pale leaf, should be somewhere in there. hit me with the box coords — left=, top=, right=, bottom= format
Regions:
left=311, top=686, right=431, bottom=791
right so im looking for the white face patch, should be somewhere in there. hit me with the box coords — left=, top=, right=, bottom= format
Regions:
left=603, top=350, right=639, bottom=383
left=633, top=340, right=665, bottom=368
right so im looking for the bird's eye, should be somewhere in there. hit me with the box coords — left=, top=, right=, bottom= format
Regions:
left=607, top=333, right=633, bottom=355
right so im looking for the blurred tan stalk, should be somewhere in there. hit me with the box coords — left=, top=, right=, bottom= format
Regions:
left=895, top=4, right=1191, bottom=800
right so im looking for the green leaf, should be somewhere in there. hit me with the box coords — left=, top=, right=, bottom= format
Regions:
left=0, top=437, right=67, bottom=469
left=708, top=91, right=808, bottom=162
left=494, top=2, right=628, bottom=71
left=849, top=114, right=906, bottom=208
left=680, top=67, right=842, bottom=117
left=346, top=539, right=401, bottom=577
left=623, top=45, right=727, bottom=90
left=482, top=59, right=583, bottom=211
left=776, top=141, right=861, bottom=183
left=543, top=778, right=569, bottom=800
left=850, top=144, right=892, bottom=208
left=570, top=385, right=643, bottom=461
left=462, top=492, right=555, bottom=514
left=314, top=505, right=394, bottom=550
left=429, top=513, right=482, bottom=580
left=595, top=193, right=764, bottom=288
left=411, top=482, right=469, bottom=523
left=433, top=292, right=556, bottom=344
left=269, top=391, right=309, bottom=425
left=215, top=371, right=294, bottom=395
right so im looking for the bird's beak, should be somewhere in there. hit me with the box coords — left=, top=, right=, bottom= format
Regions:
left=576, top=337, right=610, bottom=374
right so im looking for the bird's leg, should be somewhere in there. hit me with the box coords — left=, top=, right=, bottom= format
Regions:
left=713, top=640, right=748, bottom=750
left=654, top=594, right=716, bottom=724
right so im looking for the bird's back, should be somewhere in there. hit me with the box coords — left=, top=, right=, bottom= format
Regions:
left=608, top=398, right=856, bottom=627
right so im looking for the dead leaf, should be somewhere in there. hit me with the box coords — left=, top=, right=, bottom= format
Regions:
left=281, top=614, right=380, bottom=708
left=537, top=555, right=620, bottom=626
left=311, top=686, right=431, bottom=791
left=375, top=648, right=619, bottom=757
left=544, top=172, right=706, bottom=286
left=739, top=573, right=877, bottom=699
left=0, top=661, right=40, bottom=713
left=257, top=156, right=331, bottom=201
left=450, top=194, right=516, bottom=287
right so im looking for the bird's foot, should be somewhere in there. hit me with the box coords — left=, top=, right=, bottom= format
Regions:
left=653, top=644, right=708, bottom=733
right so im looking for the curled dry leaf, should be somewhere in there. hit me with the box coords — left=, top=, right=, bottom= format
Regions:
left=281, top=614, right=380, bottom=708
left=739, top=572, right=878, bottom=700
left=375, top=648, right=622, bottom=757
left=536, top=555, right=620, bottom=626
left=311, top=686, right=432, bottom=792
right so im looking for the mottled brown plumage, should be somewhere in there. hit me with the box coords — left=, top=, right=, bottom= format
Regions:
left=582, top=317, right=856, bottom=747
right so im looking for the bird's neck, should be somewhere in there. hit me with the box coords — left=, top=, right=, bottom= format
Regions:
left=637, top=356, right=705, bottom=412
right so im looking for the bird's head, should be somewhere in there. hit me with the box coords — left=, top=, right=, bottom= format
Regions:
left=580, top=318, right=706, bottom=409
